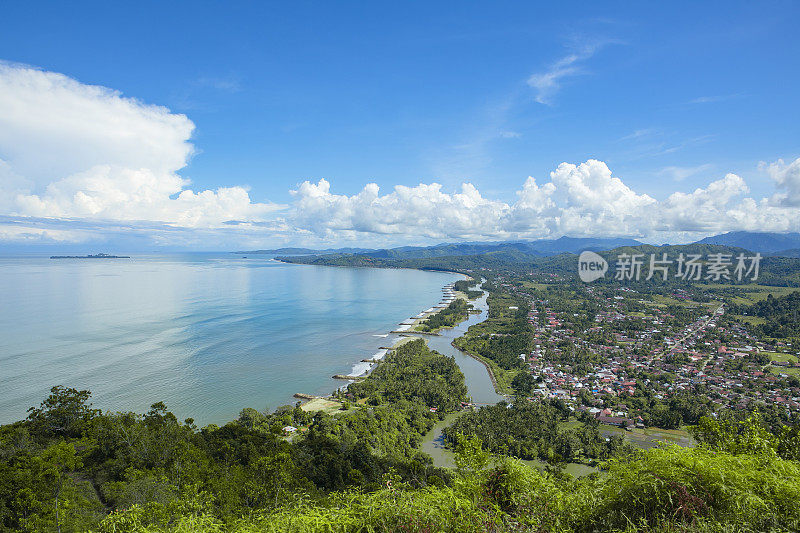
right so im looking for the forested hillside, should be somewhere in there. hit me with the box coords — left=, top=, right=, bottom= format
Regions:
left=0, top=340, right=465, bottom=532
left=731, top=290, right=800, bottom=339
left=278, top=243, right=800, bottom=287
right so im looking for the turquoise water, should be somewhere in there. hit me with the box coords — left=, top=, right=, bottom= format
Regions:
left=0, top=254, right=460, bottom=425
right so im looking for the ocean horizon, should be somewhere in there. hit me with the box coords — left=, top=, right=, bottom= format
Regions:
left=0, top=253, right=461, bottom=425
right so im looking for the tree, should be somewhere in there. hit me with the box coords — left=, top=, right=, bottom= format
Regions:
left=511, top=371, right=536, bottom=395
left=27, top=386, right=98, bottom=438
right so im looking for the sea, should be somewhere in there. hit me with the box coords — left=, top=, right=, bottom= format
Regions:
left=0, top=253, right=465, bottom=425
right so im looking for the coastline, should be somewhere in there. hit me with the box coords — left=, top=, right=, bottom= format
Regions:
left=294, top=270, right=484, bottom=408
left=271, top=256, right=471, bottom=282
left=339, top=278, right=467, bottom=382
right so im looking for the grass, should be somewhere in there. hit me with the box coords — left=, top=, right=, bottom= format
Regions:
left=651, top=294, right=698, bottom=307
left=734, top=314, right=767, bottom=325
left=766, top=352, right=798, bottom=363
left=599, top=425, right=695, bottom=449
left=471, top=352, right=516, bottom=396
left=769, top=365, right=800, bottom=377
left=704, top=284, right=799, bottom=305
left=521, top=281, right=550, bottom=291
left=300, top=398, right=345, bottom=415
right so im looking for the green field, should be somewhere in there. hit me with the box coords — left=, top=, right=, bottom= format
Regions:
left=521, top=281, right=551, bottom=291
left=734, top=314, right=767, bottom=326
left=767, top=352, right=799, bottom=363
left=300, top=398, right=345, bottom=415
left=706, top=284, right=800, bottom=305
left=769, top=365, right=800, bottom=377
left=599, top=425, right=695, bottom=449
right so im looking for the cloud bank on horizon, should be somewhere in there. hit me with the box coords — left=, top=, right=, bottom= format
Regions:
left=1, top=62, right=799, bottom=249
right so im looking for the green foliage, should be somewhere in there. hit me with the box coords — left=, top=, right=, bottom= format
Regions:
left=346, top=339, right=468, bottom=412
left=454, top=291, right=532, bottom=375
left=26, top=386, right=99, bottom=439
left=96, top=445, right=800, bottom=532
left=691, top=412, right=800, bottom=460
left=417, top=299, right=472, bottom=332
left=511, top=371, right=536, bottom=395
left=454, top=279, right=482, bottom=299
left=444, top=401, right=631, bottom=464
left=731, top=290, right=800, bottom=338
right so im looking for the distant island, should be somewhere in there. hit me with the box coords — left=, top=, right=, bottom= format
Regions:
left=50, top=253, right=130, bottom=259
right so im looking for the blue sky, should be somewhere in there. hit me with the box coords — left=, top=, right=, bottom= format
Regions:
left=0, top=1, right=798, bottom=249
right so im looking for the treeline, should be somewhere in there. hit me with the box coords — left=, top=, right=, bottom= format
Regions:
left=277, top=247, right=800, bottom=287
left=98, top=422, right=800, bottom=532
left=453, top=279, right=482, bottom=299
left=731, top=290, right=800, bottom=339
left=416, top=300, right=472, bottom=332
left=454, top=291, right=532, bottom=374
left=0, top=340, right=465, bottom=532
left=443, top=400, right=633, bottom=464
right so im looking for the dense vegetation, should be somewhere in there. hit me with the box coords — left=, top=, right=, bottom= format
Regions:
left=95, top=428, right=800, bottom=532
left=453, top=289, right=533, bottom=392
left=416, top=299, right=472, bottom=332
left=454, top=279, right=483, bottom=299
left=345, top=339, right=468, bottom=411
left=0, top=340, right=465, bottom=532
left=731, top=290, right=800, bottom=339
left=443, top=400, right=633, bottom=464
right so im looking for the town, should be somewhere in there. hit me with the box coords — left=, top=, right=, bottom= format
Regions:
left=480, top=274, right=800, bottom=431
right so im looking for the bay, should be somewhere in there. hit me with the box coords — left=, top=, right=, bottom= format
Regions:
left=0, top=253, right=460, bottom=425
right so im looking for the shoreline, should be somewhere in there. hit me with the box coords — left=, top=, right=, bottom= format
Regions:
left=293, top=270, right=474, bottom=406
left=341, top=279, right=467, bottom=378
left=272, top=256, right=471, bottom=282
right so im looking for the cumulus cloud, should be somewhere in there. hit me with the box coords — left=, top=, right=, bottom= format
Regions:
left=762, top=158, right=800, bottom=207
left=290, top=179, right=510, bottom=241
left=287, top=158, right=800, bottom=244
left=0, top=62, right=280, bottom=228
left=1, top=62, right=799, bottom=248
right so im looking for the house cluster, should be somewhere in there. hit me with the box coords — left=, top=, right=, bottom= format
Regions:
left=509, top=282, right=800, bottom=425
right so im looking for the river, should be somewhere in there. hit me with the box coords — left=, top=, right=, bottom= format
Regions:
left=415, top=282, right=598, bottom=477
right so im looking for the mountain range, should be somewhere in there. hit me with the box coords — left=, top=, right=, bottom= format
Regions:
left=239, top=232, right=800, bottom=260
left=238, top=237, right=643, bottom=259
left=695, top=231, right=800, bottom=255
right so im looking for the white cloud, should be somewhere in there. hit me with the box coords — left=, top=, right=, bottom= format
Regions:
left=290, top=179, right=510, bottom=241
left=527, top=44, right=600, bottom=105
left=286, top=158, right=800, bottom=244
left=761, top=158, right=800, bottom=207
left=658, top=164, right=714, bottom=181
left=0, top=62, right=280, bottom=229
left=1, top=62, right=799, bottom=248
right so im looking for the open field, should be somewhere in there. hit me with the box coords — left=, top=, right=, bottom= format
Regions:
left=599, top=425, right=695, bottom=449
left=521, top=281, right=550, bottom=291
left=300, top=398, right=344, bottom=414
left=769, top=365, right=800, bottom=377
left=702, top=284, right=800, bottom=305
left=767, top=352, right=799, bottom=363
left=733, top=314, right=767, bottom=325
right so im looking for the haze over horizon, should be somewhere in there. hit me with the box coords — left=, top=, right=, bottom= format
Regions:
left=1, top=2, right=799, bottom=251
